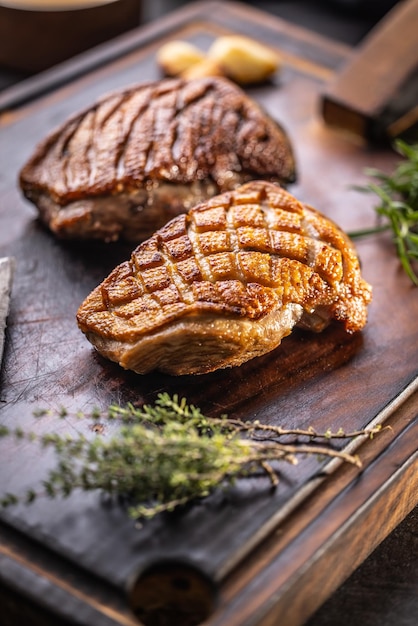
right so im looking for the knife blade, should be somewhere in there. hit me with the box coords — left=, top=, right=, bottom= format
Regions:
left=0, top=257, right=14, bottom=369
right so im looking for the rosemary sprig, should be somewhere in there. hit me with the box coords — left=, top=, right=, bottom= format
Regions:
left=0, top=393, right=383, bottom=520
left=350, top=140, right=418, bottom=285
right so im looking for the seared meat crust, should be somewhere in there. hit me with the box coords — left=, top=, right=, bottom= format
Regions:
left=76, top=181, right=372, bottom=375
left=19, top=77, right=295, bottom=242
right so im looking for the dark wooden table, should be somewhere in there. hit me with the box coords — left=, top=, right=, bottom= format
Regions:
left=0, top=2, right=417, bottom=625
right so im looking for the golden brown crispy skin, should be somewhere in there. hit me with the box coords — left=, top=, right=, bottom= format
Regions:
left=77, top=181, right=372, bottom=375
left=19, top=77, right=295, bottom=242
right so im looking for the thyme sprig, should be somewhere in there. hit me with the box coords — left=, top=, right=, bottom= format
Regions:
left=350, top=140, right=418, bottom=285
left=0, top=394, right=383, bottom=520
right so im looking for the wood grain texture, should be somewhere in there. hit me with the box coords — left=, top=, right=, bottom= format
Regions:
left=0, top=2, right=417, bottom=625
left=306, top=505, right=418, bottom=626
left=210, top=399, right=418, bottom=625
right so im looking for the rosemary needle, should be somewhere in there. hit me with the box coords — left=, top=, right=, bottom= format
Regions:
left=350, top=140, right=418, bottom=286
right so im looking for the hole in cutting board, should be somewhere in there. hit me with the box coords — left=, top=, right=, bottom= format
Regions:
left=128, top=560, right=217, bottom=625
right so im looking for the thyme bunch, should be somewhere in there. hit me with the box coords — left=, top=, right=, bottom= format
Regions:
left=350, top=140, right=418, bottom=285
left=0, top=394, right=382, bottom=520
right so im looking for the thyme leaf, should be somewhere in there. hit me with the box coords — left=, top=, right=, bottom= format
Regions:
left=350, top=139, right=418, bottom=285
left=0, top=393, right=384, bottom=520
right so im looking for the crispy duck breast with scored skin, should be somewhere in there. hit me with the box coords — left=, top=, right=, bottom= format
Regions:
left=19, top=77, right=296, bottom=242
left=76, top=181, right=372, bottom=375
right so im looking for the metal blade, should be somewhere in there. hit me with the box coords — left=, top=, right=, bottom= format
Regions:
left=0, top=257, right=14, bottom=368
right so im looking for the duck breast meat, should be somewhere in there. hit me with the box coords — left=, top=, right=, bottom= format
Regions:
left=76, top=181, right=372, bottom=375
left=19, top=77, right=296, bottom=242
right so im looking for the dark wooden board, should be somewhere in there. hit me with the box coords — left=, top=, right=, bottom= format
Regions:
left=0, top=2, right=417, bottom=625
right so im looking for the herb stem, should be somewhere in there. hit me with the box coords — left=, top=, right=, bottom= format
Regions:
left=348, top=224, right=391, bottom=239
left=353, top=140, right=418, bottom=285
left=0, top=394, right=384, bottom=520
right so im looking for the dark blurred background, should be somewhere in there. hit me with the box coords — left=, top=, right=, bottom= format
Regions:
left=143, top=0, right=399, bottom=44
left=0, top=0, right=400, bottom=92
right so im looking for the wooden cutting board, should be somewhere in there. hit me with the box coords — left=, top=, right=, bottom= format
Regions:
left=0, top=2, right=417, bottom=625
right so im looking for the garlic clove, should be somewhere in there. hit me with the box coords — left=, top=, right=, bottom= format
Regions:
left=181, top=57, right=224, bottom=80
left=156, top=40, right=206, bottom=77
left=207, top=35, right=280, bottom=84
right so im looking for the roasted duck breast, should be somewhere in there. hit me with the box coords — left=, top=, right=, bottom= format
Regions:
left=76, top=181, right=372, bottom=375
left=19, top=77, right=295, bottom=242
